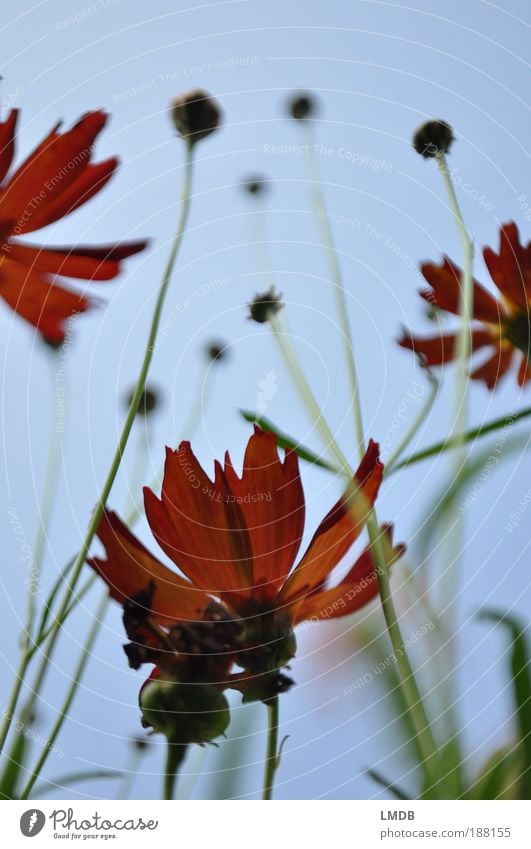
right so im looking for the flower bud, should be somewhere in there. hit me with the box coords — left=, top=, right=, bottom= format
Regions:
left=125, top=385, right=160, bottom=417
left=412, top=120, right=454, bottom=158
left=243, top=175, right=268, bottom=196
left=248, top=287, right=283, bottom=324
left=289, top=92, right=317, bottom=120
left=140, top=676, right=230, bottom=745
left=205, top=339, right=228, bottom=363
left=170, top=90, right=221, bottom=144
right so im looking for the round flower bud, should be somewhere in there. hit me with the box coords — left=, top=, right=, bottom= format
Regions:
left=170, top=90, right=221, bottom=145
left=248, top=287, right=283, bottom=324
left=125, top=386, right=160, bottom=417
left=140, top=677, right=230, bottom=745
left=205, top=340, right=228, bottom=363
left=412, top=120, right=454, bottom=159
left=243, top=175, right=268, bottom=196
left=289, top=92, right=317, bottom=120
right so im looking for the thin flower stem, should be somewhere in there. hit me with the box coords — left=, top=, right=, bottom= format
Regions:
left=270, top=314, right=351, bottom=474
left=433, top=152, right=474, bottom=757
left=436, top=152, right=474, bottom=455
left=0, top=139, right=195, bottom=765
left=7, top=418, right=157, bottom=791
left=20, top=593, right=109, bottom=800
left=302, top=122, right=365, bottom=459
left=28, top=351, right=64, bottom=639
left=164, top=742, right=186, bottom=800
left=0, top=358, right=64, bottom=756
left=384, top=373, right=440, bottom=476
left=269, top=310, right=441, bottom=793
left=262, top=696, right=279, bottom=800
left=365, top=511, right=439, bottom=784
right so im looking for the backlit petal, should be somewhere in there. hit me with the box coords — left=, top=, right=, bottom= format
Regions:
left=88, top=510, right=209, bottom=625
left=281, top=440, right=383, bottom=602
left=223, top=428, right=305, bottom=600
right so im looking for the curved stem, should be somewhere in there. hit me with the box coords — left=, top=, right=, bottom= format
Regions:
left=262, top=696, right=279, bottom=800
left=0, top=139, right=195, bottom=768
left=20, top=592, right=109, bottom=799
left=384, top=373, right=440, bottom=476
left=302, top=122, right=365, bottom=459
left=0, top=357, right=63, bottom=755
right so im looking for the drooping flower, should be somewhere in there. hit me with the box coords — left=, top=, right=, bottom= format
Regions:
left=89, top=428, right=403, bottom=699
left=399, top=222, right=531, bottom=388
left=0, top=109, right=148, bottom=342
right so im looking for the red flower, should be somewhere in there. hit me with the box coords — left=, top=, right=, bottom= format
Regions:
left=399, top=223, right=531, bottom=388
left=89, top=428, right=402, bottom=684
left=0, top=110, right=147, bottom=342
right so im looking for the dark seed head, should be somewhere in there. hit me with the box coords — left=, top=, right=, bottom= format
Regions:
left=126, top=386, right=160, bottom=417
left=243, top=175, right=268, bottom=196
left=413, top=120, right=454, bottom=159
left=289, top=92, right=316, bottom=121
left=248, top=287, right=283, bottom=324
left=170, top=89, right=221, bottom=144
left=206, top=340, right=228, bottom=362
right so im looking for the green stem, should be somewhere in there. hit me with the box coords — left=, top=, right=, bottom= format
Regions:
left=384, top=373, right=440, bottom=475
left=436, top=152, right=474, bottom=456
left=0, top=139, right=195, bottom=768
left=28, top=352, right=64, bottom=638
left=164, top=741, right=186, bottom=800
left=366, top=512, right=438, bottom=783
left=270, top=314, right=351, bottom=474
left=262, top=697, right=279, bottom=800
left=434, top=152, right=474, bottom=744
left=300, top=131, right=438, bottom=784
left=20, top=593, right=109, bottom=799
left=0, top=358, right=64, bottom=756
left=303, top=121, right=365, bottom=459
left=268, top=309, right=440, bottom=793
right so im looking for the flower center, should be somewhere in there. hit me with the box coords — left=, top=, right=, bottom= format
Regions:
left=504, top=309, right=531, bottom=359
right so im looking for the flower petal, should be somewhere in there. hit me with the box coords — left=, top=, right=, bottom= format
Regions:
left=223, top=428, right=305, bottom=600
left=0, top=109, right=18, bottom=184
left=420, top=257, right=501, bottom=323
left=144, top=443, right=253, bottom=598
left=0, top=111, right=109, bottom=232
left=0, top=257, right=91, bottom=341
left=398, top=328, right=493, bottom=366
left=292, top=525, right=404, bottom=624
left=483, top=223, right=531, bottom=309
left=470, top=346, right=514, bottom=389
left=6, top=239, right=148, bottom=281
left=281, top=440, right=383, bottom=602
left=23, top=157, right=118, bottom=231
left=88, top=510, right=209, bottom=625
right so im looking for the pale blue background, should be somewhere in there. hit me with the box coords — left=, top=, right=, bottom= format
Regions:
left=0, top=0, right=530, bottom=799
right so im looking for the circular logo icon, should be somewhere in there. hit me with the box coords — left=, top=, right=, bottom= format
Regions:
left=20, top=810, right=46, bottom=837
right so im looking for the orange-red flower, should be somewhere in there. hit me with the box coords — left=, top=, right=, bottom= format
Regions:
left=89, top=428, right=402, bottom=689
left=399, top=223, right=531, bottom=388
left=0, top=110, right=147, bottom=342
